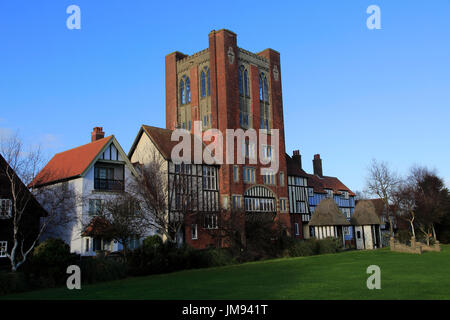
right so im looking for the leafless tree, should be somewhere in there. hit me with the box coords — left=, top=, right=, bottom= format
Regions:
left=365, top=159, right=401, bottom=238
left=394, top=181, right=417, bottom=239
left=1, top=133, right=76, bottom=272
left=129, top=152, right=201, bottom=244
left=81, top=192, right=151, bottom=261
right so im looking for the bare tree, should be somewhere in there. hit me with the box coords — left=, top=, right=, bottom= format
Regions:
left=81, top=192, right=150, bottom=261
left=130, top=152, right=201, bottom=244
left=1, top=133, right=76, bottom=271
left=365, top=159, right=401, bottom=238
left=394, top=181, right=417, bottom=239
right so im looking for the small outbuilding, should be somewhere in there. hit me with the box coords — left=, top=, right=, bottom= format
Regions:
left=309, top=198, right=350, bottom=247
left=351, top=200, right=382, bottom=250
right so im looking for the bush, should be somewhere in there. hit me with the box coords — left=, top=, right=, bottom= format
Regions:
left=24, top=238, right=78, bottom=288
left=0, top=271, right=28, bottom=296
left=76, top=258, right=127, bottom=284
left=316, top=237, right=341, bottom=254
left=288, top=240, right=316, bottom=257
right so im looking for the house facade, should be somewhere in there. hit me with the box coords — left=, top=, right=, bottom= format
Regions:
left=128, top=125, right=221, bottom=248
left=31, top=127, right=145, bottom=256
left=0, top=154, right=47, bottom=266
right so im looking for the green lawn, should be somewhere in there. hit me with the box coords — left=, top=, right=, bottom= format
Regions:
left=2, top=245, right=450, bottom=300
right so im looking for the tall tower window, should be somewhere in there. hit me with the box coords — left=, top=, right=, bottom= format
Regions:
left=180, top=79, right=185, bottom=105
left=186, top=77, right=191, bottom=103
left=179, top=75, right=191, bottom=105
left=200, top=67, right=211, bottom=98
left=259, top=73, right=270, bottom=130
left=239, top=65, right=251, bottom=128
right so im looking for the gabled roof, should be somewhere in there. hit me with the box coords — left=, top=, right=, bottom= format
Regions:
left=31, top=135, right=125, bottom=187
left=351, top=200, right=381, bottom=225
left=309, top=198, right=350, bottom=226
left=286, top=153, right=309, bottom=178
left=307, top=173, right=355, bottom=196
left=128, top=125, right=215, bottom=163
left=0, top=154, right=47, bottom=217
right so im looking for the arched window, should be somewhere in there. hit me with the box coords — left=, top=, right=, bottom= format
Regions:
left=238, top=66, right=243, bottom=95
left=264, top=78, right=269, bottom=102
left=180, top=79, right=185, bottom=105
left=207, top=69, right=210, bottom=96
left=259, top=75, right=263, bottom=101
left=200, top=71, right=206, bottom=97
left=186, top=77, right=191, bottom=103
left=259, top=73, right=270, bottom=130
left=244, top=70, right=248, bottom=97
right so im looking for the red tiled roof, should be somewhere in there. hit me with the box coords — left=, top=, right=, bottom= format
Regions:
left=31, top=136, right=113, bottom=187
left=307, top=173, right=355, bottom=196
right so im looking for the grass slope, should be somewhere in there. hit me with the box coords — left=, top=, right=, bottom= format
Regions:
left=2, top=246, right=450, bottom=300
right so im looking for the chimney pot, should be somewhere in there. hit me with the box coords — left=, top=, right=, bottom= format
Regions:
left=313, top=154, right=323, bottom=177
left=292, top=150, right=302, bottom=169
left=91, top=127, right=105, bottom=142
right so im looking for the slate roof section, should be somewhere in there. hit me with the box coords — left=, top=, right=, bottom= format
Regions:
left=307, top=173, right=355, bottom=196
left=309, top=198, right=350, bottom=226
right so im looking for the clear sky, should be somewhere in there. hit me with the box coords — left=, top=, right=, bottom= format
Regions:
left=1, top=0, right=449, bottom=192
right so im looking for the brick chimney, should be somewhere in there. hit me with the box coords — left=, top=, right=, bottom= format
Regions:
left=313, top=154, right=323, bottom=177
left=292, top=150, right=302, bottom=169
left=91, top=127, right=105, bottom=142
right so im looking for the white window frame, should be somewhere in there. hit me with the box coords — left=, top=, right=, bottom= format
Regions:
left=191, top=224, right=198, bottom=240
left=294, top=223, right=300, bottom=236
left=0, top=241, right=7, bottom=257
left=0, top=199, right=12, bottom=218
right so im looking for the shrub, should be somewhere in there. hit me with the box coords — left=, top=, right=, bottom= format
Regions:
left=24, top=238, right=78, bottom=288
left=76, top=258, right=127, bottom=284
left=316, top=237, right=341, bottom=254
left=288, top=240, right=316, bottom=257
left=0, top=271, right=28, bottom=296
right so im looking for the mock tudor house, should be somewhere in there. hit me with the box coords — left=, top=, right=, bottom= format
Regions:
left=31, top=127, right=143, bottom=256
left=0, top=154, right=47, bottom=266
left=128, top=125, right=221, bottom=248
left=286, top=150, right=356, bottom=246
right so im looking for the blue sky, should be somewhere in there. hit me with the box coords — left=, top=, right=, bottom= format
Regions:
left=0, top=0, right=449, bottom=192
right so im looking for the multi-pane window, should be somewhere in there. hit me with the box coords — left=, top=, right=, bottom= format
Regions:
left=294, top=223, right=300, bottom=236
left=341, top=191, right=349, bottom=199
left=200, top=67, right=211, bottom=98
left=202, top=166, right=217, bottom=190
left=204, top=214, right=218, bottom=229
left=180, top=76, right=191, bottom=105
left=243, top=141, right=256, bottom=160
left=128, top=237, right=141, bottom=250
left=325, top=189, right=333, bottom=198
left=88, top=199, right=103, bottom=216
left=191, top=224, right=198, bottom=240
left=261, top=145, right=272, bottom=161
left=232, top=195, right=242, bottom=209
left=263, top=172, right=276, bottom=185
left=280, top=198, right=287, bottom=212
left=280, top=172, right=285, bottom=186
left=243, top=167, right=256, bottom=184
left=296, top=201, right=306, bottom=213
left=259, top=73, right=270, bottom=130
left=0, top=199, right=12, bottom=218
left=245, top=197, right=275, bottom=212
left=233, top=166, right=239, bottom=182
left=342, top=208, right=351, bottom=219
left=239, top=65, right=250, bottom=128
left=0, top=241, right=7, bottom=257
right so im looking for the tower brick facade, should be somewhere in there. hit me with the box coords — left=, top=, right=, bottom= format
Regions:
left=166, top=29, right=290, bottom=248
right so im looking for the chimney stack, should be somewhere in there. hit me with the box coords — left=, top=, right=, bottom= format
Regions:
left=91, top=127, right=105, bottom=142
left=292, top=150, right=302, bottom=169
left=313, top=154, right=323, bottom=177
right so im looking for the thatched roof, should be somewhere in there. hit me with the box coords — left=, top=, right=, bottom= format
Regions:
left=309, top=198, right=350, bottom=226
left=351, top=200, right=382, bottom=225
